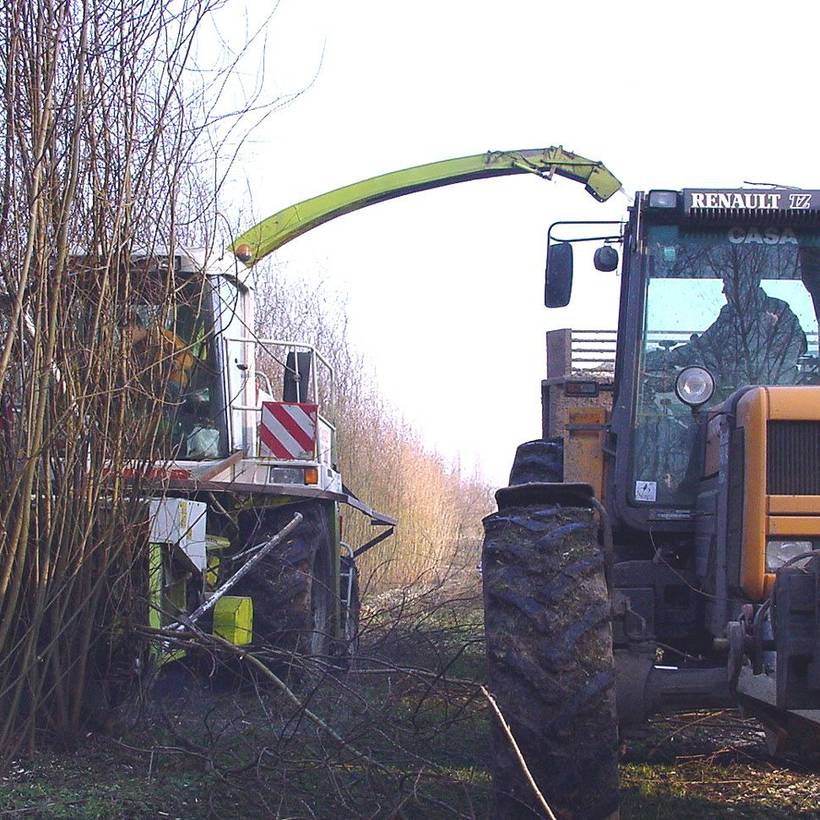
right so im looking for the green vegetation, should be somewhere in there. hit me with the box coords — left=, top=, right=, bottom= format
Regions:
left=0, top=751, right=225, bottom=819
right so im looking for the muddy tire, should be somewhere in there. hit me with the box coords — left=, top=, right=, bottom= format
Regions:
left=508, top=438, right=563, bottom=485
left=482, top=501, right=619, bottom=819
left=234, top=502, right=334, bottom=658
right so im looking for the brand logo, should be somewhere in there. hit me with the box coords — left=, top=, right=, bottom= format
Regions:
left=789, top=193, right=812, bottom=209
left=690, top=191, right=782, bottom=210
left=727, top=227, right=798, bottom=245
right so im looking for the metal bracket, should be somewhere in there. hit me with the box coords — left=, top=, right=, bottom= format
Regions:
left=353, top=526, right=395, bottom=559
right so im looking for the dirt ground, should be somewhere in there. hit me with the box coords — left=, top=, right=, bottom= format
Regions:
left=1, top=594, right=818, bottom=818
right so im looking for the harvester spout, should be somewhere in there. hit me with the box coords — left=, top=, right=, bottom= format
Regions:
left=231, top=146, right=621, bottom=265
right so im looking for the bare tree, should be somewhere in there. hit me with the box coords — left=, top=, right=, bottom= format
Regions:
left=0, top=0, right=280, bottom=759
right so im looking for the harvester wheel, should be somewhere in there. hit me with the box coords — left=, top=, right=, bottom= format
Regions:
left=482, top=499, right=619, bottom=819
left=234, top=502, right=334, bottom=660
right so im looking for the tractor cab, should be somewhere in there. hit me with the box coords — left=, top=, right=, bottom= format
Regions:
left=546, top=190, right=820, bottom=531
left=625, top=200, right=819, bottom=511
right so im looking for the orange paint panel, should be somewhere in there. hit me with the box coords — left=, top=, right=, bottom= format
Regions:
left=565, top=407, right=606, bottom=500
left=569, top=408, right=607, bottom=425
left=768, top=516, right=820, bottom=537
left=737, top=388, right=768, bottom=600
left=766, top=386, right=820, bottom=420
left=768, top=496, right=820, bottom=515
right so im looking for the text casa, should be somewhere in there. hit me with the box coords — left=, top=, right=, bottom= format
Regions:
left=727, top=226, right=798, bottom=245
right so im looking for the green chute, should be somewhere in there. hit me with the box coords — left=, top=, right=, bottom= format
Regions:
left=231, top=146, right=620, bottom=266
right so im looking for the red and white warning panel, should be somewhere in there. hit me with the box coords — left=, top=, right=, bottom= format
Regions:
left=259, top=401, right=318, bottom=460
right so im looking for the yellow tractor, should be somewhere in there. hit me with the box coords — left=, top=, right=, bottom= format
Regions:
left=482, top=186, right=820, bottom=817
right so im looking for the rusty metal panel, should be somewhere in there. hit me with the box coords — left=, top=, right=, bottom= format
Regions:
left=565, top=407, right=607, bottom=499
left=542, top=378, right=613, bottom=438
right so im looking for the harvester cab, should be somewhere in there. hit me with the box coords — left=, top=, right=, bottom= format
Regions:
left=121, top=249, right=340, bottom=484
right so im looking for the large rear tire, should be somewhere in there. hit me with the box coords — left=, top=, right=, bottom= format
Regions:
left=234, top=502, right=334, bottom=659
left=482, top=499, right=619, bottom=819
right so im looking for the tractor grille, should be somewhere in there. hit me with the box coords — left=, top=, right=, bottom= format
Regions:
left=767, top=421, right=820, bottom=495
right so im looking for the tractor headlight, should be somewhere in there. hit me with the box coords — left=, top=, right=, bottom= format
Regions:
left=648, top=190, right=679, bottom=210
left=766, top=540, right=816, bottom=571
left=269, top=466, right=304, bottom=484
left=675, top=366, right=715, bottom=407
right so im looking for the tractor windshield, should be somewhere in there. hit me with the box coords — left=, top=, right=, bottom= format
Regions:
left=633, top=223, right=820, bottom=506
left=127, top=271, right=225, bottom=461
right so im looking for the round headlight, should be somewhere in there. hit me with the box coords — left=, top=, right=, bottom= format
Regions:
left=675, top=366, right=715, bottom=407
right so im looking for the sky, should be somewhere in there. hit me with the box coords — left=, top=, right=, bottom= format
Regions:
left=201, top=0, right=820, bottom=487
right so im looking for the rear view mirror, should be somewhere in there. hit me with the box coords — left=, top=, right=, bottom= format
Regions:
left=594, top=245, right=619, bottom=272
left=545, top=242, right=573, bottom=308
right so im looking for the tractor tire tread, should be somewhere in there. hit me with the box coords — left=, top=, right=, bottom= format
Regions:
left=482, top=502, right=619, bottom=819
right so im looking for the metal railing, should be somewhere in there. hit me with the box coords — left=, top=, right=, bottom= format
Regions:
left=571, top=329, right=617, bottom=370
left=220, top=337, right=337, bottom=464
left=222, top=338, right=335, bottom=409
left=547, top=329, right=616, bottom=377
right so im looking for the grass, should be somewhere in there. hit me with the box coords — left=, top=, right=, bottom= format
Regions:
left=2, top=587, right=819, bottom=818
left=0, top=748, right=224, bottom=818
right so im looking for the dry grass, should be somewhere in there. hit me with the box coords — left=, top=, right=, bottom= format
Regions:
left=253, top=266, right=495, bottom=592
left=621, top=711, right=820, bottom=818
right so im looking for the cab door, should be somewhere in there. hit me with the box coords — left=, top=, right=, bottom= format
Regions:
left=213, top=276, right=256, bottom=454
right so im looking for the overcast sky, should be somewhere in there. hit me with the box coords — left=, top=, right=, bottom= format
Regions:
left=205, top=0, right=820, bottom=487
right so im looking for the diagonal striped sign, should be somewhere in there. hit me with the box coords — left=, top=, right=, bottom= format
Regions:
left=259, top=401, right=318, bottom=460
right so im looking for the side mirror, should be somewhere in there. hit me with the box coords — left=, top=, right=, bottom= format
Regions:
left=594, top=245, right=619, bottom=272
left=545, top=242, right=573, bottom=308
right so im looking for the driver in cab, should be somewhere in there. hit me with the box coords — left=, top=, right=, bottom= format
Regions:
left=646, top=263, right=807, bottom=392
left=126, top=308, right=196, bottom=399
